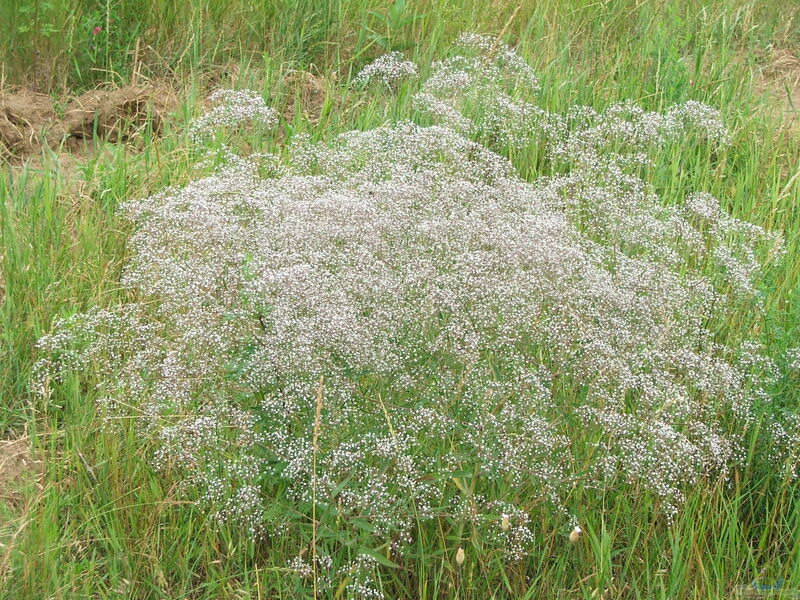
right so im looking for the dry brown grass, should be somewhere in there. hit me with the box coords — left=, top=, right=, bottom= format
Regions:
left=0, top=437, right=42, bottom=507
left=755, top=48, right=800, bottom=134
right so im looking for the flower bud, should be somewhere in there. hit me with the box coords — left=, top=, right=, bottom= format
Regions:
left=569, top=526, right=582, bottom=543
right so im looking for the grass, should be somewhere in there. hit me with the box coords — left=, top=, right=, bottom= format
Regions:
left=2, top=0, right=800, bottom=598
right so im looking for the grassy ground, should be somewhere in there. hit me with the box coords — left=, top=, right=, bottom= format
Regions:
left=1, top=0, right=800, bottom=598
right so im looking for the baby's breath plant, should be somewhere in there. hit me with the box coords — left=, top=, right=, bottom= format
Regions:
left=188, top=89, right=279, bottom=143
left=35, top=36, right=797, bottom=596
left=352, top=51, right=418, bottom=87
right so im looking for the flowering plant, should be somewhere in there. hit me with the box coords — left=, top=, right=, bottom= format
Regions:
left=36, top=35, right=795, bottom=596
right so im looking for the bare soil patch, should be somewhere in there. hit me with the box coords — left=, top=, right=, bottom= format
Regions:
left=0, top=84, right=178, bottom=162
left=64, top=85, right=177, bottom=145
left=0, top=89, right=63, bottom=158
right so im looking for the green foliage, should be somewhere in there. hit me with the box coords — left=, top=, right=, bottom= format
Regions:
left=366, top=0, right=426, bottom=51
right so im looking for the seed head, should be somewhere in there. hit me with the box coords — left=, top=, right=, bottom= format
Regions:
left=569, top=526, right=582, bottom=544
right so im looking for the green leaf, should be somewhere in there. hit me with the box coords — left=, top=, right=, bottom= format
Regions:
left=351, top=518, right=376, bottom=533
left=388, top=0, right=407, bottom=23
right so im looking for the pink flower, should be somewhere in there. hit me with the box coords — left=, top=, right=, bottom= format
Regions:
left=93, top=26, right=102, bottom=35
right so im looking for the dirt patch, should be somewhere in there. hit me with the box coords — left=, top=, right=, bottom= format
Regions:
left=0, top=437, right=43, bottom=506
left=64, top=85, right=177, bottom=145
left=0, top=84, right=178, bottom=161
left=0, top=89, right=64, bottom=159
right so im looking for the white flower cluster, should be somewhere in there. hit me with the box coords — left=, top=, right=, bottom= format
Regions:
left=788, top=348, right=800, bottom=371
left=413, top=33, right=544, bottom=145
left=188, top=89, right=279, bottom=142
left=352, top=51, right=418, bottom=86
left=36, top=35, right=792, bottom=588
left=768, top=412, right=800, bottom=480
left=413, top=34, right=731, bottom=154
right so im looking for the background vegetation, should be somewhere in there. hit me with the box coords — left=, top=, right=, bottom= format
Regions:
left=1, top=0, right=799, bottom=598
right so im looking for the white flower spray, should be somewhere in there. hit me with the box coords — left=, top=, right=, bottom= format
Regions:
left=34, top=34, right=793, bottom=592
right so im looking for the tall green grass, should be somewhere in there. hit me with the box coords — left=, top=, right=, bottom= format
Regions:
left=2, top=0, right=799, bottom=598
left=2, top=0, right=798, bottom=92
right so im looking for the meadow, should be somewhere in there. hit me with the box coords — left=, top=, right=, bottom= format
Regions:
left=1, top=1, right=800, bottom=599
